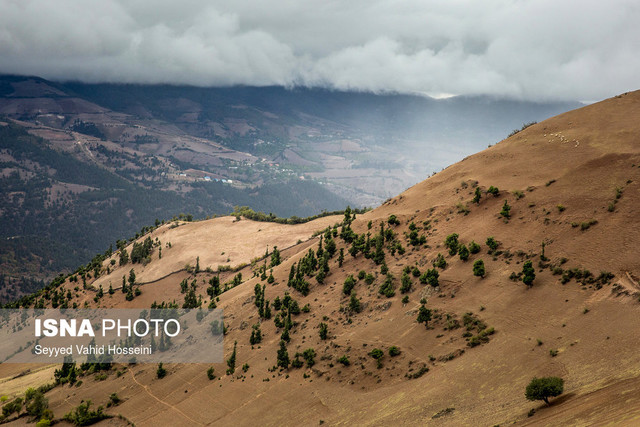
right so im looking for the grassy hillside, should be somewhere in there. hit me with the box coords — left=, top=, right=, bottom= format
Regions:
left=0, top=91, right=638, bottom=426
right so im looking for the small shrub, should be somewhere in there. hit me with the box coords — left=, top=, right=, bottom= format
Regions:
left=456, top=202, right=470, bottom=215
left=486, top=237, right=499, bottom=253
left=433, top=253, right=447, bottom=269
left=420, top=268, right=439, bottom=287
left=444, top=234, right=459, bottom=256
left=364, top=273, right=375, bottom=285
left=458, top=244, right=470, bottom=261
left=500, top=200, right=511, bottom=219
left=388, top=215, right=400, bottom=225
left=368, top=348, right=384, bottom=359
left=63, top=400, right=110, bottom=425
left=349, top=291, right=362, bottom=313
left=319, top=322, right=328, bottom=340
left=343, top=275, right=356, bottom=295
left=508, top=121, right=537, bottom=137
left=378, top=274, right=395, bottom=298
left=107, top=393, right=120, bottom=407
left=388, top=346, right=401, bottom=357
left=468, top=241, right=481, bottom=254
left=557, top=205, right=566, bottom=212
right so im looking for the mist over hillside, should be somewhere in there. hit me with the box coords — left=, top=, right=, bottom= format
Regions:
left=0, top=74, right=578, bottom=289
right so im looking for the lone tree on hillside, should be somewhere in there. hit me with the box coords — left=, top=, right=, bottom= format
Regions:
left=417, top=305, right=432, bottom=328
left=522, top=261, right=536, bottom=286
left=525, top=376, right=564, bottom=405
left=473, top=259, right=486, bottom=278
left=444, top=233, right=460, bottom=256
left=473, top=187, right=482, bottom=204
left=500, top=200, right=511, bottom=219
left=277, top=340, right=290, bottom=369
left=458, top=244, right=470, bottom=261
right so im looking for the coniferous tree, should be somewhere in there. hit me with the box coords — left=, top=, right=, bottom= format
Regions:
left=250, top=324, right=262, bottom=345
left=417, top=305, right=432, bottom=328
left=263, top=300, right=272, bottom=319
left=277, top=340, right=290, bottom=369
left=473, top=187, right=482, bottom=204
left=302, top=348, right=316, bottom=367
left=378, top=273, right=395, bottom=297
left=349, top=291, right=362, bottom=313
left=319, top=322, right=328, bottom=340
left=156, top=363, right=167, bottom=378
left=500, top=200, right=511, bottom=219
left=420, top=268, right=439, bottom=287
left=207, top=276, right=221, bottom=298
left=400, top=272, right=412, bottom=293
left=119, top=248, right=129, bottom=266
left=433, top=253, right=447, bottom=269
left=325, top=238, right=336, bottom=258
left=373, top=235, right=385, bottom=265
left=473, top=259, right=486, bottom=278
left=458, top=244, right=470, bottom=261
left=270, top=246, right=281, bottom=267
left=226, top=341, right=237, bottom=375
left=522, top=261, right=536, bottom=286
left=343, top=275, right=356, bottom=295
left=128, top=269, right=136, bottom=287
left=444, top=233, right=459, bottom=256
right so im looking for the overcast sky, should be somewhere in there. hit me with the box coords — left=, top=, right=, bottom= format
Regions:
left=1, top=0, right=638, bottom=101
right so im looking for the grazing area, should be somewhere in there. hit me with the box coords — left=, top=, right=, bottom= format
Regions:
left=1, top=91, right=639, bottom=426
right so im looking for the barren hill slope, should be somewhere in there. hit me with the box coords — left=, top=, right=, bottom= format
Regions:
left=1, top=91, right=639, bottom=426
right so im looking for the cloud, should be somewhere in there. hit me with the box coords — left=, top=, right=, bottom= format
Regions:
left=1, top=0, right=638, bottom=100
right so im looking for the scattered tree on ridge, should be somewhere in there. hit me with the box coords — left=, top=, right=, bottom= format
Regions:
left=525, top=377, right=564, bottom=405
left=473, top=259, right=486, bottom=278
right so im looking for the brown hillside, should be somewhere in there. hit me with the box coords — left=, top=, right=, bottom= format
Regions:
left=1, top=91, right=640, bottom=426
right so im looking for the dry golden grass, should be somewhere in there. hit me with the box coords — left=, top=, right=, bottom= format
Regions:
left=2, top=91, right=640, bottom=426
